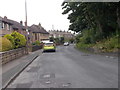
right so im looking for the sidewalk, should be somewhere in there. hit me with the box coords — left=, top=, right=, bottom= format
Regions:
left=1, top=49, right=42, bottom=89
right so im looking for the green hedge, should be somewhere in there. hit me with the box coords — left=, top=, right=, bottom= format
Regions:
left=4, top=31, right=26, bottom=49
left=0, top=37, right=13, bottom=51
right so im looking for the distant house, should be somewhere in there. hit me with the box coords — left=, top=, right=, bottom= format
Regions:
left=29, top=23, right=49, bottom=43
left=49, top=30, right=74, bottom=39
left=0, top=16, right=26, bottom=36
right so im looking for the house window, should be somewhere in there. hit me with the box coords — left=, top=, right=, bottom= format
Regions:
left=2, top=23, right=5, bottom=29
left=9, top=25, right=11, bottom=30
left=0, top=22, right=2, bottom=30
left=35, top=33, right=37, bottom=40
left=7, top=24, right=9, bottom=30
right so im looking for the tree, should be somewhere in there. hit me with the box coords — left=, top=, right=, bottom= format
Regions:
left=62, top=2, right=120, bottom=42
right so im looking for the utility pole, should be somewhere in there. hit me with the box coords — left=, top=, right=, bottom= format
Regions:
left=25, top=0, right=29, bottom=54
left=25, top=0, right=28, bottom=29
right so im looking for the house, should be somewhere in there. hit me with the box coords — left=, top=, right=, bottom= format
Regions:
left=0, top=16, right=49, bottom=44
left=0, top=16, right=13, bottom=36
left=29, top=23, right=49, bottom=43
left=0, top=16, right=26, bottom=36
left=49, top=30, right=74, bottom=39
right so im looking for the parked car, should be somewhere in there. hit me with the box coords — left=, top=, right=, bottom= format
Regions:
left=43, top=42, right=56, bottom=52
left=64, top=42, right=69, bottom=46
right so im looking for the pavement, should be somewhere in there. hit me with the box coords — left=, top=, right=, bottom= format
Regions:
left=6, top=45, right=118, bottom=88
left=1, top=49, right=42, bottom=89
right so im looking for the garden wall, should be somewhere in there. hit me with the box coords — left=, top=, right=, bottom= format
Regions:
left=0, top=47, right=28, bottom=65
left=31, top=45, right=43, bottom=52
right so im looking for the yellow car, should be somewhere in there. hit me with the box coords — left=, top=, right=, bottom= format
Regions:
left=43, top=42, right=56, bottom=52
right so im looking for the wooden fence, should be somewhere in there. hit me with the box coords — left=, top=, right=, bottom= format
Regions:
left=0, top=47, right=28, bottom=65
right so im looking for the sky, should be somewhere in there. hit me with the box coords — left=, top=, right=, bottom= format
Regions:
left=0, top=0, right=70, bottom=31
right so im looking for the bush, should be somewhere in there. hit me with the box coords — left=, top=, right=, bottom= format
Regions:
left=11, top=31, right=26, bottom=48
left=32, top=40, right=40, bottom=46
left=93, top=35, right=119, bottom=52
left=76, top=42, right=93, bottom=50
left=4, top=34, right=15, bottom=48
left=0, top=37, right=13, bottom=51
left=4, top=31, right=27, bottom=49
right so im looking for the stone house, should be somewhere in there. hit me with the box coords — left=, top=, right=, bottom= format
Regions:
left=0, top=16, right=49, bottom=44
left=29, top=23, right=49, bottom=43
left=0, top=16, right=26, bottom=36
left=49, top=30, right=74, bottom=40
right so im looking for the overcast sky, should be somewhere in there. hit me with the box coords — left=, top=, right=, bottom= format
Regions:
left=0, top=0, right=70, bottom=31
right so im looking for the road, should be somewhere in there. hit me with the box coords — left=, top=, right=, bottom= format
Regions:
left=7, top=45, right=118, bottom=88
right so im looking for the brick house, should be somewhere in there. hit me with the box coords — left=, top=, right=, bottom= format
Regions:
left=29, top=23, right=49, bottom=43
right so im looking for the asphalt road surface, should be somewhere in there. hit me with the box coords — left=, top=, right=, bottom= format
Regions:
left=7, top=45, right=118, bottom=88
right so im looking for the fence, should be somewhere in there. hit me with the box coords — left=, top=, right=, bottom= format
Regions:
left=0, top=47, right=28, bottom=65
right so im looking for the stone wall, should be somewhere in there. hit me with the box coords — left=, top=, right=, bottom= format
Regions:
left=0, top=47, right=28, bottom=65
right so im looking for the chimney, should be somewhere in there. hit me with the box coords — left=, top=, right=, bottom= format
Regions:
left=4, top=16, right=7, bottom=19
left=20, top=21, right=23, bottom=25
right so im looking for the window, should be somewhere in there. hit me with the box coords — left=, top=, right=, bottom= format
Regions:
left=9, top=25, right=11, bottom=30
left=0, top=21, right=2, bottom=30
left=7, top=24, right=9, bottom=30
left=2, top=23, right=5, bottom=29
left=35, top=33, right=37, bottom=40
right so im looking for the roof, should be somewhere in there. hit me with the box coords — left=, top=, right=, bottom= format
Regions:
left=9, top=19, right=26, bottom=30
left=1, top=16, right=25, bottom=30
left=29, top=24, right=49, bottom=34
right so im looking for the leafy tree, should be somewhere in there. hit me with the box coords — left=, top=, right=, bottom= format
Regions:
left=60, top=37, right=64, bottom=44
left=62, top=2, right=120, bottom=42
